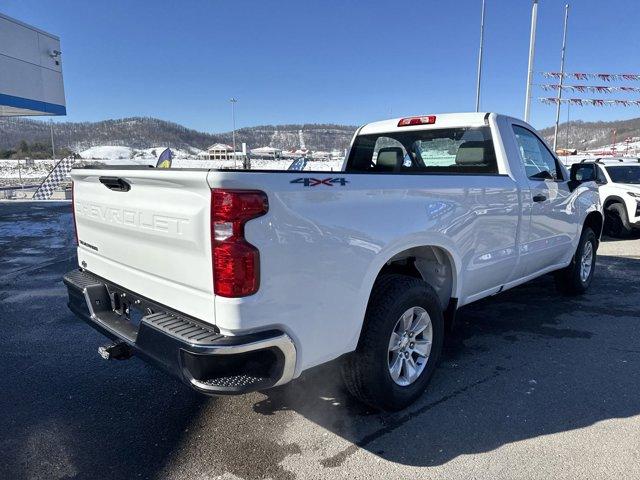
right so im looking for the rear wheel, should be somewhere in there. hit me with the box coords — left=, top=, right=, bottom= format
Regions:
left=605, top=203, right=632, bottom=238
left=554, top=227, right=597, bottom=295
left=341, top=274, right=444, bottom=411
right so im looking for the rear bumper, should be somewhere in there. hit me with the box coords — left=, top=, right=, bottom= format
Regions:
left=63, top=269, right=296, bottom=395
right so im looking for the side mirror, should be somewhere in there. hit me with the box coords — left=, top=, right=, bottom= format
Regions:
left=570, top=163, right=597, bottom=183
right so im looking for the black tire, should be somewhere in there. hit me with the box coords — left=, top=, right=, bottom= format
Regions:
left=604, top=203, right=632, bottom=238
left=341, top=274, right=444, bottom=411
left=554, top=227, right=597, bottom=295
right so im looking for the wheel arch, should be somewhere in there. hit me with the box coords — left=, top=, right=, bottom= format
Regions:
left=369, top=244, right=459, bottom=311
left=584, top=210, right=604, bottom=239
left=345, top=242, right=460, bottom=354
left=603, top=195, right=627, bottom=210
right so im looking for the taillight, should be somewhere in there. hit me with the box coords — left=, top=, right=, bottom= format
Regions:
left=71, top=181, right=78, bottom=245
left=211, top=189, right=268, bottom=297
left=397, top=115, right=436, bottom=127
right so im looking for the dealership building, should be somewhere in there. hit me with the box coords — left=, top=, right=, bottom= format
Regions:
left=0, top=12, right=66, bottom=117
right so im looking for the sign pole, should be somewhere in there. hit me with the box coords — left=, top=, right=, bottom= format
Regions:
left=553, top=4, right=569, bottom=151
left=230, top=98, right=237, bottom=168
left=475, top=0, right=486, bottom=112
left=50, top=119, right=56, bottom=159
left=524, top=0, right=539, bottom=122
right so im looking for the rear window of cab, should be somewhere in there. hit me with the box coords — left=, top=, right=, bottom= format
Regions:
left=345, top=126, right=498, bottom=174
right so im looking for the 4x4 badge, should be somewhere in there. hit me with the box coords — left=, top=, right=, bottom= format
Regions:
left=290, top=177, right=349, bottom=187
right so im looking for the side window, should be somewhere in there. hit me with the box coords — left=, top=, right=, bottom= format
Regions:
left=512, top=125, right=560, bottom=180
left=573, top=164, right=597, bottom=182
left=596, top=166, right=607, bottom=184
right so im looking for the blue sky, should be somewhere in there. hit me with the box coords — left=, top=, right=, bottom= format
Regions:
left=4, top=0, right=640, bottom=132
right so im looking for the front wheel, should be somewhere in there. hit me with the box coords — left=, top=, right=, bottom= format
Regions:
left=341, top=274, right=444, bottom=411
left=554, top=227, right=597, bottom=295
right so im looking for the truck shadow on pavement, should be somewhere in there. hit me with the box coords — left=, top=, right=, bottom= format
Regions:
left=254, top=253, right=640, bottom=469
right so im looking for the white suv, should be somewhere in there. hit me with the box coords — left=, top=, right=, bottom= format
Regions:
left=574, top=158, right=640, bottom=237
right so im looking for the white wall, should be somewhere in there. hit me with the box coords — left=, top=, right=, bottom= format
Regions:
left=0, top=13, right=66, bottom=116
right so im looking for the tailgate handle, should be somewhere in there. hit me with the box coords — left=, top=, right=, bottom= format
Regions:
left=99, top=176, right=131, bottom=192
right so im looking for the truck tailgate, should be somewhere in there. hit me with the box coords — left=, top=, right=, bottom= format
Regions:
left=71, top=168, right=215, bottom=324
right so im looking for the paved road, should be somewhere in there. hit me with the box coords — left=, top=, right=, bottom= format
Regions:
left=1, top=202, right=639, bottom=480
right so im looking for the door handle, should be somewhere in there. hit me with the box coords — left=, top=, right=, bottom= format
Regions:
left=532, top=194, right=546, bottom=203
left=99, top=176, right=131, bottom=192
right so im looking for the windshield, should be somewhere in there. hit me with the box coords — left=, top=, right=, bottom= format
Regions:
left=345, top=127, right=497, bottom=174
left=605, top=165, right=640, bottom=184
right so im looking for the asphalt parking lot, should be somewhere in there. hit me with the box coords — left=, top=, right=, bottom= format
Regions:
left=1, top=201, right=639, bottom=480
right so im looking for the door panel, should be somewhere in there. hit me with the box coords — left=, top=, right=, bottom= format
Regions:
left=511, top=125, right=578, bottom=275
left=525, top=180, right=577, bottom=270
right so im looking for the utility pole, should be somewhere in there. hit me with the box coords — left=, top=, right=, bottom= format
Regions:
left=553, top=4, right=569, bottom=151
left=524, top=0, right=539, bottom=123
left=566, top=101, right=570, bottom=150
left=50, top=119, right=56, bottom=159
left=230, top=98, right=237, bottom=168
left=475, top=0, right=486, bottom=112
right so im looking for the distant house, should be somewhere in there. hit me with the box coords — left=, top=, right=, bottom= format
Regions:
left=311, top=150, right=331, bottom=160
left=203, top=143, right=234, bottom=160
left=556, top=148, right=578, bottom=156
left=250, top=146, right=282, bottom=159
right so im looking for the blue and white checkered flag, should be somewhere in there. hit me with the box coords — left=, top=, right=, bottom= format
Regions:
left=32, top=158, right=75, bottom=200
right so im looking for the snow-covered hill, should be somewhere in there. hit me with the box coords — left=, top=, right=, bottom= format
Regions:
left=0, top=117, right=357, bottom=153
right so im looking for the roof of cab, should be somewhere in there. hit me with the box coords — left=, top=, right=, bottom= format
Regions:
left=358, top=112, right=493, bottom=135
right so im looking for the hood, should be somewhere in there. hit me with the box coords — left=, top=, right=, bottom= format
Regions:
left=620, top=184, right=640, bottom=194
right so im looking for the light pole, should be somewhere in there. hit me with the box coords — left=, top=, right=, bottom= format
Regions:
left=50, top=119, right=56, bottom=159
left=230, top=98, right=237, bottom=167
left=552, top=4, right=569, bottom=151
left=475, top=0, right=486, bottom=112
left=524, top=0, right=539, bottom=123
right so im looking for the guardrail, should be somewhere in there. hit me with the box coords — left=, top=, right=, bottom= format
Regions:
left=0, top=184, right=40, bottom=191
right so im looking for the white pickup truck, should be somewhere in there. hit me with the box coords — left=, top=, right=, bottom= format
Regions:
left=571, top=158, right=640, bottom=237
left=64, top=113, right=603, bottom=410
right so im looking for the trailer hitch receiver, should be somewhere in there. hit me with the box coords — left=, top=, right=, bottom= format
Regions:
left=98, top=342, right=133, bottom=360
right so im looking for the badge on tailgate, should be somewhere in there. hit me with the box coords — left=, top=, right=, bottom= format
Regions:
left=290, top=177, right=349, bottom=187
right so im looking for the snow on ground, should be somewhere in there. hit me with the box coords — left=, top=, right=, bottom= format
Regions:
left=168, top=158, right=342, bottom=171
left=80, top=146, right=133, bottom=160
left=0, top=160, right=57, bottom=180
left=582, top=138, right=640, bottom=158
left=0, top=156, right=344, bottom=188
left=79, top=145, right=202, bottom=161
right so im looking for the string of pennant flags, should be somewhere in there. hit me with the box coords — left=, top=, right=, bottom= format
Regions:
left=539, top=97, right=640, bottom=107
left=542, top=72, right=640, bottom=81
left=538, top=71, right=640, bottom=108
left=539, top=84, right=640, bottom=93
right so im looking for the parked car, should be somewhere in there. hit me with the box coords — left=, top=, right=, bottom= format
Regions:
left=64, top=113, right=603, bottom=410
left=572, top=158, right=640, bottom=237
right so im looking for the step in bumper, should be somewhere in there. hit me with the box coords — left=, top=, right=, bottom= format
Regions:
left=63, top=269, right=297, bottom=395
